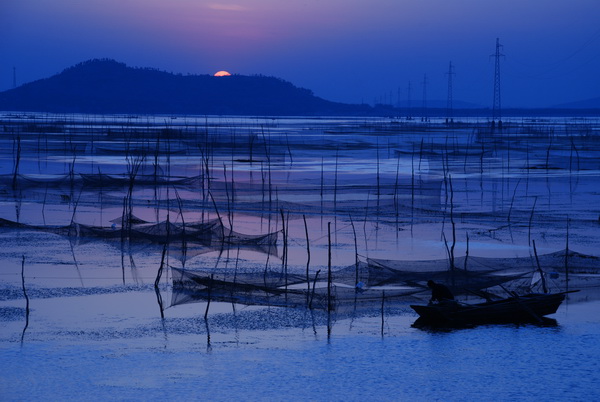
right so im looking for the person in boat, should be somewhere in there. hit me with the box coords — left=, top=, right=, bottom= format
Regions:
left=427, top=280, right=455, bottom=304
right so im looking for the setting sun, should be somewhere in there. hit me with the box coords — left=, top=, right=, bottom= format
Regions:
left=214, top=70, right=231, bottom=76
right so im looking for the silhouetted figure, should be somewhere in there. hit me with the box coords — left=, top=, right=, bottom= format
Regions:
left=427, top=280, right=454, bottom=304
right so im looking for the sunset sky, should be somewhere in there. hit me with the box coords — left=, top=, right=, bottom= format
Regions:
left=1, top=0, right=599, bottom=107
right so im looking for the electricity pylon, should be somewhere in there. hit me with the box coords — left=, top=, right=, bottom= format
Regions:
left=491, top=38, right=504, bottom=122
left=446, top=62, right=455, bottom=122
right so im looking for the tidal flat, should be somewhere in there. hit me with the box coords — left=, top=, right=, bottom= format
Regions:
left=1, top=113, right=599, bottom=400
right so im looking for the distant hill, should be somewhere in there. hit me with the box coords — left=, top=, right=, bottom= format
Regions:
left=1, top=59, right=597, bottom=116
left=552, top=97, right=600, bottom=109
left=0, top=59, right=373, bottom=116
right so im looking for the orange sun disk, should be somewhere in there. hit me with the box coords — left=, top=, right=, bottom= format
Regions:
left=214, top=71, right=231, bottom=77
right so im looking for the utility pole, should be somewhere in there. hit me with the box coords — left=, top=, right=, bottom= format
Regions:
left=421, top=74, right=428, bottom=121
left=446, top=62, right=455, bottom=124
left=491, top=38, right=504, bottom=125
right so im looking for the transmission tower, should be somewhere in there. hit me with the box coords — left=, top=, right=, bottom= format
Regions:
left=491, top=38, right=504, bottom=122
left=446, top=61, right=455, bottom=123
left=407, top=81, right=412, bottom=119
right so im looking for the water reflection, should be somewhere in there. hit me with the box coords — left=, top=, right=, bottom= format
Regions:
left=411, top=316, right=559, bottom=332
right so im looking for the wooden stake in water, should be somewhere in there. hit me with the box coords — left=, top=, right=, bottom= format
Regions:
left=464, top=233, right=470, bottom=271
left=309, top=270, right=321, bottom=310
left=380, top=291, right=385, bottom=337
left=20, top=255, right=29, bottom=343
left=418, top=137, right=424, bottom=171
left=394, top=152, right=400, bottom=234
left=12, top=135, right=21, bottom=190
left=376, top=142, right=380, bottom=216
left=528, top=196, right=537, bottom=246
left=303, top=214, right=311, bottom=299
left=209, top=191, right=226, bottom=244
left=280, top=209, right=288, bottom=287
left=327, top=222, right=332, bottom=313
left=411, top=143, right=415, bottom=231
left=449, top=174, right=456, bottom=270
left=320, top=157, right=324, bottom=214
left=205, top=274, right=214, bottom=319
left=154, top=245, right=167, bottom=319
left=349, top=215, right=359, bottom=286
left=565, top=217, right=570, bottom=288
left=334, top=150, right=339, bottom=212
left=508, top=178, right=521, bottom=224
left=223, top=164, right=234, bottom=230
left=174, top=188, right=187, bottom=267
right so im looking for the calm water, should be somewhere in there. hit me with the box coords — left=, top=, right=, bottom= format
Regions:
left=1, top=298, right=599, bottom=401
left=1, top=114, right=600, bottom=400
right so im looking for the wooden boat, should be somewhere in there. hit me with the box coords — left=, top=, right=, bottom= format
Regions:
left=410, top=291, right=577, bottom=326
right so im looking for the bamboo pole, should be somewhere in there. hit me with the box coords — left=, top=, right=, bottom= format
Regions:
left=309, top=270, right=321, bottom=310
left=223, top=164, right=233, bottom=230
left=507, top=178, right=521, bottom=223
left=418, top=137, right=424, bottom=171
left=12, top=135, right=21, bottom=190
left=209, top=191, right=226, bottom=244
left=411, top=143, right=415, bottom=231
left=320, top=157, right=324, bottom=214
left=528, top=196, right=537, bottom=246
left=155, top=245, right=167, bottom=289
left=565, top=217, right=570, bottom=288
left=334, top=149, right=339, bottom=212
left=303, top=214, right=311, bottom=299
left=204, top=274, right=214, bottom=319
left=380, top=291, right=385, bottom=337
left=449, top=174, right=456, bottom=270
left=464, top=233, right=470, bottom=271
left=280, top=209, right=288, bottom=288
left=376, top=142, right=380, bottom=216
left=327, top=222, right=332, bottom=313
left=154, top=245, right=167, bottom=319
left=20, top=255, right=29, bottom=343
left=394, top=152, right=400, bottom=234
left=349, top=215, right=359, bottom=286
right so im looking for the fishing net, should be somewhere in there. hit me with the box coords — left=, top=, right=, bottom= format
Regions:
left=0, top=216, right=278, bottom=253
left=171, top=266, right=419, bottom=312
left=170, top=248, right=600, bottom=313
left=80, top=173, right=203, bottom=188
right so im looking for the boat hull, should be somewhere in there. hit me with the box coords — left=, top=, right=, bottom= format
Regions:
left=411, top=292, right=568, bottom=326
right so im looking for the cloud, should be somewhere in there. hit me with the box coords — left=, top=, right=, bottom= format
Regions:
left=207, top=4, right=247, bottom=12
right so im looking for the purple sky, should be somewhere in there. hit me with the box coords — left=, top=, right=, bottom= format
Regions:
left=1, top=0, right=599, bottom=107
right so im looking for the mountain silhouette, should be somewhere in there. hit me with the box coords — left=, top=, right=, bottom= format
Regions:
left=2, top=59, right=598, bottom=116
left=0, top=59, right=372, bottom=116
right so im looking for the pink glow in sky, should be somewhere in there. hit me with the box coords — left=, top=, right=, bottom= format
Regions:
left=1, top=0, right=600, bottom=107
